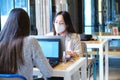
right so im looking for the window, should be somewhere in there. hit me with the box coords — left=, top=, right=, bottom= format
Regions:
left=1, top=0, right=13, bottom=29
left=0, top=0, right=38, bottom=35
left=84, top=0, right=92, bottom=34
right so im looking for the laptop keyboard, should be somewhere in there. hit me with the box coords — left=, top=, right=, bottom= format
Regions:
left=49, top=60, right=59, bottom=67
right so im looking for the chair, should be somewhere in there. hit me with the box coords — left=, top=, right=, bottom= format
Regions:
left=81, top=42, right=96, bottom=80
left=0, top=74, right=26, bottom=80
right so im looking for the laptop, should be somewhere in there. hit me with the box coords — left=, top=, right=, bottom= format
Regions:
left=31, top=35, right=65, bottom=61
left=37, top=38, right=61, bottom=67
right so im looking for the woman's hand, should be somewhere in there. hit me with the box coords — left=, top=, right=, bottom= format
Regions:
left=66, top=51, right=78, bottom=57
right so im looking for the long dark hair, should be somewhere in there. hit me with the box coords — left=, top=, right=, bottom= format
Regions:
left=52, top=11, right=75, bottom=35
left=0, top=8, right=30, bottom=73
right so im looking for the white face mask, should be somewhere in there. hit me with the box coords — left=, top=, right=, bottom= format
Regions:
left=54, top=23, right=65, bottom=34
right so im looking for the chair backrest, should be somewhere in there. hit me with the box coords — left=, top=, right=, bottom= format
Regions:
left=81, top=42, right=88, bottom=65
left=0, top=74, right=26, bottom=80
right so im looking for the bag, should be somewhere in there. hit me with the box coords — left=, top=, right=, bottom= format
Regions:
left=80, top=34, right=92, bottom=41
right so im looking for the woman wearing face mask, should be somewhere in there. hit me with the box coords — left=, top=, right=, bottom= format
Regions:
left=52, top=11, right=82, bottom=58
left=47, top=11, right=82, bottom=80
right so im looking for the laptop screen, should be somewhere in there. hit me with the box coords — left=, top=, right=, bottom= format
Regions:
left=37, top=39, right=60, bottom=58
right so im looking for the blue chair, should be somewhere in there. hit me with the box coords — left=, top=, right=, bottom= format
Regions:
left=0, top=74, right=26, bottom=80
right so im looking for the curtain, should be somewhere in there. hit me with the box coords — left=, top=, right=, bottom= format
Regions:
left=35, top=0, right=51, bottom=35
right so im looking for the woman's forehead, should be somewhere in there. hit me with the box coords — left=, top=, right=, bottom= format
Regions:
left=55, top=15, right=64, bottom=22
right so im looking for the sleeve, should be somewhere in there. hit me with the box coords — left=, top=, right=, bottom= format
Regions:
left=30, top=38, right=53, bottom=78
left=73, top=34, right=82, bottom=56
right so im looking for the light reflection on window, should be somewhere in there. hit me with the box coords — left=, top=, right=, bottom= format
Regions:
left=84, top=0, right=92, bottom=34
left=84, top=0, right=91, bottom=25
left=0, top=0, right=27, bottom=30
left=1, top=0, right=13, bottom=29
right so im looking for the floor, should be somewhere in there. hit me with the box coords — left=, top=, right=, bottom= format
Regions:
left=108, top=67, right=120, bottom=80
left=90, top=67, right=120, bottom=80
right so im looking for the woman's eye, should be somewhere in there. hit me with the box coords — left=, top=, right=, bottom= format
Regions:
left=60, top=23, right=64, bottom=25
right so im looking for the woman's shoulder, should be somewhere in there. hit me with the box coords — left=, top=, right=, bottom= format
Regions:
left=24, top=36, right=38, bottom=44
left=23, top=36, right=40, bottom=51
left=68, top=33, right=80, bottom=38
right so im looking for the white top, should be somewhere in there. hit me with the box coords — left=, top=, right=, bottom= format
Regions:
left=65, top=33, right=82, bottom=55
left=17, top=36, right=53, bottom=80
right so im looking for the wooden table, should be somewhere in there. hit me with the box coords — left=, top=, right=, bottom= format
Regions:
left=33, top=57, right=87, bottom=80
left=94, top=32, right=120, bottom=39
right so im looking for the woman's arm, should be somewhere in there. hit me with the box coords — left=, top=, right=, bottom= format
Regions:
left=30, top=38, right=53, bottom=78
left=66, top=33, right=82, bottom=57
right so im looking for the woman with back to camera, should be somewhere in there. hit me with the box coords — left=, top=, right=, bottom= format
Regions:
left=48, top=11, right=82, bottom=80
left=0, top=8, right=53, bottom=80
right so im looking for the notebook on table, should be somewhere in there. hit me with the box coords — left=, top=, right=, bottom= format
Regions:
left=37, top=38, right=61, bottom=67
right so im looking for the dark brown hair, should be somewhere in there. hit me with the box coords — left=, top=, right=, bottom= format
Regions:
left=52, top=11, right=75, bottom=35
left=0, top=8, right=30, bottom=73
